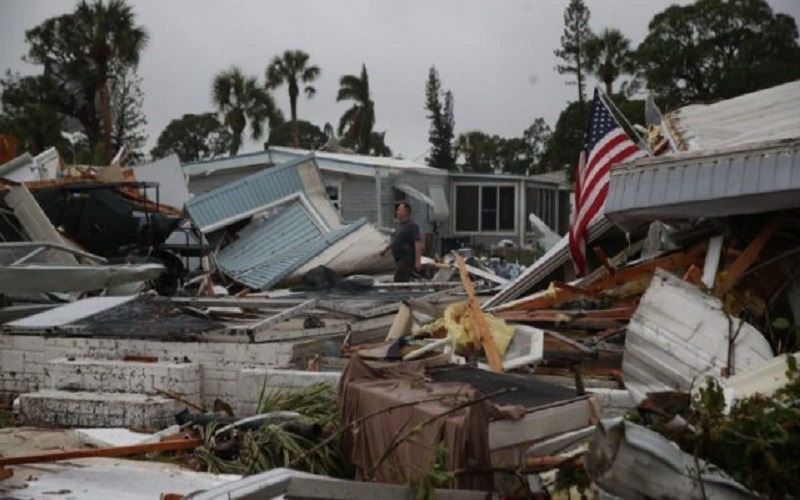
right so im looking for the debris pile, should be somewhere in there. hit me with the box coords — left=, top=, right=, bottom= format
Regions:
left=2, top=81, right=800, bottom=499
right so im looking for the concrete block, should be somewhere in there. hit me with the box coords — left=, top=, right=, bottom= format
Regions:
left=20, top=390, right=181, bottom=428
left=0, top=349, right=26, bottom=373
left=236, top=368, right=341, bottom=416
left=44, top=358, right=201, bottom=400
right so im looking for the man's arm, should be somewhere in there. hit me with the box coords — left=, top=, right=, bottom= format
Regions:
left=414, top=240, right=422, bottom=272
left=379, top=243, right=391, bottom=257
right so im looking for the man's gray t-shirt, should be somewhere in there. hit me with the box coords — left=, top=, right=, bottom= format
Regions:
left=391, top=220, right=420, bottom=263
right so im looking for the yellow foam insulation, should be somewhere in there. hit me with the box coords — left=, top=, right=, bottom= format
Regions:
left=418, top=301, right=515, bottom=356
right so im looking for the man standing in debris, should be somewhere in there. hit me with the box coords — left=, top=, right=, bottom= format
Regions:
left=380, top=201, right=422, bottom=282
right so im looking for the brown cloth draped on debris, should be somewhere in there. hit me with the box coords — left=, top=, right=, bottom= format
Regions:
left=338, top=356, right=525, bottom=491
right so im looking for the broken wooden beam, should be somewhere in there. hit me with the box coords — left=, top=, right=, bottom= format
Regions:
left=455, top=253, right=503, bottom=372
left=585, top=243, right=708, bottom=293
left=593, top=246, right=615, bottom=275
left=492, top=282, right=600, bottom=313
left=714, top=218, right=780, bottom=297
left=496, top=305, right=637, bottom=327
left=0, top=438, right=202, bottom=466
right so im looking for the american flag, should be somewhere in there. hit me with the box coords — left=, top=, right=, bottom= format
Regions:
left=569, top=88, right=647, bottom=276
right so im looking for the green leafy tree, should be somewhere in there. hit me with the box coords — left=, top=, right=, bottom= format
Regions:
left=495, top=136, right=531, bottom=175
left=25, top=0, right=149, bottom=162
left=212, top=67, right=281, bottom=156
left=584, top=28, right=634, bottom=97
left=554, top=0, right=592, bottom=108
left=151, top=113, right=231, bottom=162
left=424, top=67, right=455, bottom=171
left=523, top=118, right=553, bottom=174
left=266, top=50, right=320, bottom=149
left=636, top=0, right=800, bottom=108
left=336, top=64, right=375, bottom=154
left=0, top=73, right=68, bottom=155
left=455, top=131, right=498, bottom=173
left=266, top=120, right=327, bottom=151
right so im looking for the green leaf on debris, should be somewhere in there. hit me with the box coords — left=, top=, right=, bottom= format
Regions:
left=639, top=356, right=800, bottom=499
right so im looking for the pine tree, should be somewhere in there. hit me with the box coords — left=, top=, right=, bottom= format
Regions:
left=424, top=67, right=455, bottom=170
left=554, top=0, right=592, bottom=108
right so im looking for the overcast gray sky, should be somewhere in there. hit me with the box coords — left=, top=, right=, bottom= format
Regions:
left=2, top=0, right=799, bottom=161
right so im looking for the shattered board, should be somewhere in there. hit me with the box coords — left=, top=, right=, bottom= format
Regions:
left=427, top=364, right=579, bottom=409
left=4, top=295, right=224, bottom=339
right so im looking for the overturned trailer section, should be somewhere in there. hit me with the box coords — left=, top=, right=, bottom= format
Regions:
left=185, top=155, right=391, bottom=290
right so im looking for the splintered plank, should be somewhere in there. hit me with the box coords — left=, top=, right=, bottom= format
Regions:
left=714, top=218, right=780, bottom=298
left=492, top=282, right=601, bottom=313
left=455, top=253, right=504, bottom=372
left=584, top=242, right=708, bottom=293
left=497, top=305, right=637, bottom=329
left=0, top=438, right=201, bottom=466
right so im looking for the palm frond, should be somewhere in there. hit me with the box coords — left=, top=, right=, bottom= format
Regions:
left=337, top=105, right=360, bottom=136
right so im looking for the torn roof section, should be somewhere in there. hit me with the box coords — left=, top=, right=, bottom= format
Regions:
left=607, top=79, right=800, bottom=231
left=667, top=80, right=800, bottom=152
left=185, top=155, right=342, bottom=233
left=183, top=146, right=446, bottom=179
left=216, top=200, right=368, bottom=291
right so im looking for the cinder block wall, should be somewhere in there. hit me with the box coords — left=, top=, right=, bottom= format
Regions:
left=0, top=334, right=294, bottom=409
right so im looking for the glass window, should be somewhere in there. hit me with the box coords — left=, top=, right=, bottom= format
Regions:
left=456, top=184, right=515, bottom=232
left=498, top=186, right=515, bottom=230
left=455, top=185, right=479, bottom=231
left=481, top=186, right=498, bottom=231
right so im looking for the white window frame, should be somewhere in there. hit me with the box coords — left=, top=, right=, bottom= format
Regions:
left=452, top=182, right=517, bottom=235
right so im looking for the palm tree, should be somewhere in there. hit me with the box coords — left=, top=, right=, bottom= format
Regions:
left=212, top=67, right=281, bottom=156
left=583, top=28, right=633, bottom=96
left=265, top=50, right=320, bottom=149
left=336, top=64, right=375, bottom=154
left=75, top=0, right=148, bottom=162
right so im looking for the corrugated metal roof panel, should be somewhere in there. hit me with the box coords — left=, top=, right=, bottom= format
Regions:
left=185, top=155, right=311, bottom=231
left=622, top=270, right=773, bottom=404
left=607, top=139, right=800, bottom=228
left=216, top=201, right=367, bottom=290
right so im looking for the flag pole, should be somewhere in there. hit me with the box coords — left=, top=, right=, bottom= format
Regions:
left=596, top=87, right=653, bottom=157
